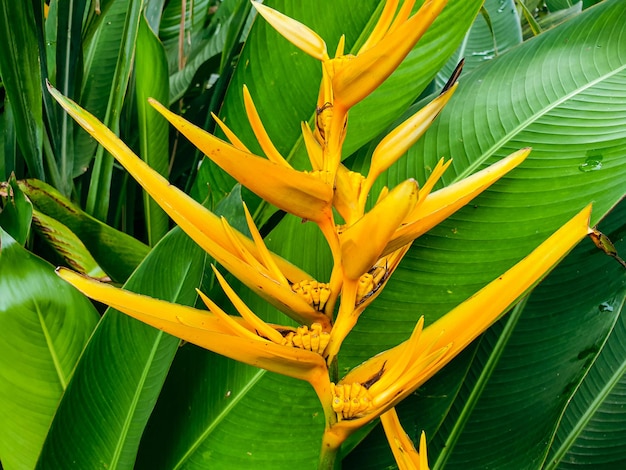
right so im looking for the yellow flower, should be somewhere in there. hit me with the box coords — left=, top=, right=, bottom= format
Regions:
left=381, top=408, right=430, bottom=470
left=147, top=98, right=334, bottom=223
left=46, top=83, right=331, bottom=329
left=323, top=146, right=531, bottom=361
left=385, top=147, right=532, bottom=255
left=251, top=0, right=448, bottom=178
left=252, top=0, right=447, bottom=110
left=322, top=205, right=591, bottom=446
left=56, top=267, right=333, bottom=403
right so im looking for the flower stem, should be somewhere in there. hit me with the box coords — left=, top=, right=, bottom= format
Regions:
left=319, top=429, right=342, bottom=470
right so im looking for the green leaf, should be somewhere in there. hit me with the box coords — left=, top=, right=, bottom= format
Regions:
left=435, top=0, right=522, bottom=88
left=19, top=178, right=149, bottom=282
left=518, top=0, right=543, bottom=36
left=0, top=0, right=44, bottom=179
left=31, top=209, right=109, bottom=280
left=136, top=15, right=170, bottom=246
left=36, top=226, right=207, bottom=469
left=0, top=228, right=99, bottom=470
left=167, top=0, right=251, bottom=103
left=582, top=0, right=604, bottom=7
left=71, top=0, right=130, bottom=177
left=53, top=0, right=87, bottom=196
left=431, top=208, right=624, bottom=469
left=547, top=204, right=626, bottom=469
left=0, top=175, right=33, bottom=245
left=158, top=0, right=211, bottom=74
left=85, top=0, right=143, bottom=220
left=0, top=97, right=17, bottom=180
left=547, top=0, right=577, bottom=11
left=521, top=2, right=583, bottom=40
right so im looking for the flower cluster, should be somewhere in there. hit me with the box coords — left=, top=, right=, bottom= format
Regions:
left=50, top=1, right=591, bottom=468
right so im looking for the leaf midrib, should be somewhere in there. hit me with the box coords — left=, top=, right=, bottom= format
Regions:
left=110, top=258, right=196, bottom=469
left=173, top=369, right=267, bottom=469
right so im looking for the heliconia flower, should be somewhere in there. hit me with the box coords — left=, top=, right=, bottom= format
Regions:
left=384, top=147, right=532, bottom=256
left=325, top=147, right=530, bottom=360
left=329, top=317, right=451, bottom=428
left=331, top=79, right=457, bottom=228
left=340, top=179, right=419, bottom=282
left=251, top=0, right=448, bottom=178
left=47, top=82, right=330, bottom=328
left=56, top=267, right=333, bottom=401
left=360, top=84, right=458, bottom=212
left=324, top=244, right=412, bottom=362
left=148, top=98, right=334, bottom=223
left=323, top=205, right=591, bottom=443
left=251, top=0, right=447, bottom=112
left=380, top=408, right=430, bottom=470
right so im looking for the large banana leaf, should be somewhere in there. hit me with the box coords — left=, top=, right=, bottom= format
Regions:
left=0, top=228, right=99, bottom=470
left=548, top=205, right=626, bottom=469
left=437, top=205, right=625, bottom=469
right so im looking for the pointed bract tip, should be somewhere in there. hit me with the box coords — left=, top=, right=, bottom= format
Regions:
left=251, top=1, right=327, bottom=61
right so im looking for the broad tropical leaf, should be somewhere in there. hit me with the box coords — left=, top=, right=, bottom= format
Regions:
left=36, top=227, right=206, bottom=469
left=0, top=228, right=99, bottom=470
left=547, top=203, right=626, bottom=469
left=19, top=179, right=149, bottom=283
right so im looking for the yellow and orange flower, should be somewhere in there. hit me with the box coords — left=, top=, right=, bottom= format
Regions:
left=48, top=1, right=594, bottom=468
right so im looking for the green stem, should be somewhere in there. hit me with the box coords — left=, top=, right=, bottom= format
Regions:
left=319, top=430, right=341, bottom=470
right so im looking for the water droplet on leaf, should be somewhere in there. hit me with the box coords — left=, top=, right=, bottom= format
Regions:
left=579, top=155, right=603, bottom=172
left=598, top=302, right=614, bottom=313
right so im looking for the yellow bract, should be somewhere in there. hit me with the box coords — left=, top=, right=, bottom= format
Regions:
left=334, top=206, right=591, bottom=431
left=148, top=99, right=334, bottom=223
left=381, top=409, right=430, bottom=470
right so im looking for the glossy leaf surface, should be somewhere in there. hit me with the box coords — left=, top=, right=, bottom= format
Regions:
left=136, top=15, right=170, bottom=246
left=36, top=227, right=206, bottom=469
left=19, top=178, right=149, bottom=282
left=0, top=228, right=99, bottom=470
left=0, top=0, right=44, bottom=179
